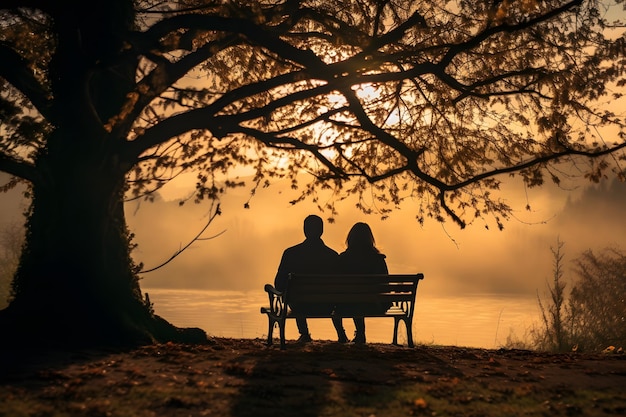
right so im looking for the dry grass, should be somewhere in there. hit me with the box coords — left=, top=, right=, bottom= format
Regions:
left=1, top=338, right=625, bottom=416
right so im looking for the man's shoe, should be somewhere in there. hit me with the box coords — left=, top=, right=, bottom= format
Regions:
left=352, top=332, right=366, bottom=344
left=297, top=334, right=312, bottom=344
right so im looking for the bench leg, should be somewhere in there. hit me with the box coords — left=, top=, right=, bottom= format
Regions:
left=266, top=318, right=274, bottom=346
left=406, top=320, right=414, bottom=348
left=279, top=321, right=286, bottom=350
left=392, top=317, right=400, bottom=345
left=393, top=317, right=415, bottom=347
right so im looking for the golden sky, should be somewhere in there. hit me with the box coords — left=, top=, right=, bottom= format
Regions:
left=1, top=171, right=625, bottom=299
left=119, top=172, right=626, bottom=298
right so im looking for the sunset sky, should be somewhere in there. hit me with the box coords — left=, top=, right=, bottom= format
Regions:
left=1, top=163, right=625, bottom=348
left=3, top=2, right=626, bottom=351
left=91, top=172, right=626, bottom=297
left=2, top=168, right=626, bottom=302
left=1, top=3, right=625, bottom=303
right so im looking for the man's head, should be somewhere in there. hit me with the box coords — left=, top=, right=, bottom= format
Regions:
left=303, top=215, right=323, bottom=239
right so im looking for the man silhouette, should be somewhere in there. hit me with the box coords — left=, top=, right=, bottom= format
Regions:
left=274, top=214, right=344, bottom=343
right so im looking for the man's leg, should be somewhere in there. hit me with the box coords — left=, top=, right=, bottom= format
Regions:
left=295, top=317, right=312, bottom=343
left=291, top=304, right=312, bottom=343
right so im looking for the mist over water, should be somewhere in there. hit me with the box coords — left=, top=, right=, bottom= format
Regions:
left=130, top=178, right=626, bottom=351
left=145, top=288, right=539, bottom=349
left=1, top=174, right=625, bottom=349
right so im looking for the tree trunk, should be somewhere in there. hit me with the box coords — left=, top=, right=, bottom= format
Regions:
left=0, top=134, right=207, bottom=347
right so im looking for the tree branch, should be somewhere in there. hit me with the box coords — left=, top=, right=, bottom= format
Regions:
left=439, top=0, right=584, bottom=68
left=121, top=68, right=322, bottom=161
left=0, top=0, right=47, bottom=11
left=139, top=202, right=224, bottom=274
left=236, top=127, right=349, bottom=180
left=445, top=142, right=626, bottom=192
left=108, top=33, right=243, bottom=137
left=0, top=42, right=51, bottom=119
left=144, top=14, right=326, bottom=71
left=0, top=152, right=39, bottom=185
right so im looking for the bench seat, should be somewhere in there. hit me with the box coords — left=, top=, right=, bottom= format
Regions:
left=260, top=273, right=424, bottom=349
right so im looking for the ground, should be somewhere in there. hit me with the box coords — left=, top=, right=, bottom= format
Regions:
left=1, top=338, right=625, bottom=417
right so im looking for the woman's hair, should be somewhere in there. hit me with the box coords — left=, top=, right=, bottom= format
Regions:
left=346, top=222, right=379, bottom=253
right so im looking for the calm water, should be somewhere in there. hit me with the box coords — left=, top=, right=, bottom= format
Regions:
left=144, top=288, right=540, bottom=349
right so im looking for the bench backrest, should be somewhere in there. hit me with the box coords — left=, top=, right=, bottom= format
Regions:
left=285, top=273, right=424, bottom=305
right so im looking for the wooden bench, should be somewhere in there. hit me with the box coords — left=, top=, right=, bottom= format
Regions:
left=260, top=273, right=424, bottom=349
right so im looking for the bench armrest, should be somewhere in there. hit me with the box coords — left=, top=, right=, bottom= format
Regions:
left=261, top=284, right=287, bottom=317
left=264, top=284, right=282, bottom=297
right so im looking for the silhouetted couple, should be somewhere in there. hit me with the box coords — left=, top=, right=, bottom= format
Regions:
left=273, top=215, right=388, bottom=344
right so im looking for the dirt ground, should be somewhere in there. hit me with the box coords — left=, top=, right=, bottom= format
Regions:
left=1, top=337, right=625, bottom=417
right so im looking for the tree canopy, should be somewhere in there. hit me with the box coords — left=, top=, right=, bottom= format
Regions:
left=2, top=0, right=625, bottom=228
left=1, top=0, right=626, bottom=346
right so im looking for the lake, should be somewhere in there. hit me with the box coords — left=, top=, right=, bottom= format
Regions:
left=144, top=288, right=541, bottom=349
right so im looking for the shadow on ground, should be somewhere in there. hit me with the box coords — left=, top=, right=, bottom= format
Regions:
left=228, top=340, right=462, bottom=417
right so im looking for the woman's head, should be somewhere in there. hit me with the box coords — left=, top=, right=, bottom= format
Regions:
left=346, top=222, right=378, bottom=252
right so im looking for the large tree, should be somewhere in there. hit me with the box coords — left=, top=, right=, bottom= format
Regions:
left=1, top=0, right=625, bottom=346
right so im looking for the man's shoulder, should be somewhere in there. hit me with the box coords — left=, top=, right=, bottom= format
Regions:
left=281, top=241, right=312, bottom=259
left=324, top=244, right=339, bottom=256
left=283, top=241, right=306, bottom=253
left=339, top=249, right=385, bottom=257
left=316, top=242, right=339, bottom=258
left=282, top=240, right=338, bottom=259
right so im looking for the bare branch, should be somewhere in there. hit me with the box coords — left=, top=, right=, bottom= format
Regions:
left=139, top=202, right=224, bottom=274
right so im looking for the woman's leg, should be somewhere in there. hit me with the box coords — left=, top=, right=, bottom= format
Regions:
left=352, top=317, right=366, bottom=344
left=332, top=316, right=348, bottom=343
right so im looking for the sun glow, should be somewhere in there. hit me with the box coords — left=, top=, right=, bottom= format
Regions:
left=353, top=83, right=379, bottom=101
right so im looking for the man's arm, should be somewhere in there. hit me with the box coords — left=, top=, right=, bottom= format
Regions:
left=274, top=250, right=290, bottom=292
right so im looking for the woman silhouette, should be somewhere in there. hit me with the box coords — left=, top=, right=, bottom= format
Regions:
left=336, top=222, right=389, bottom=344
